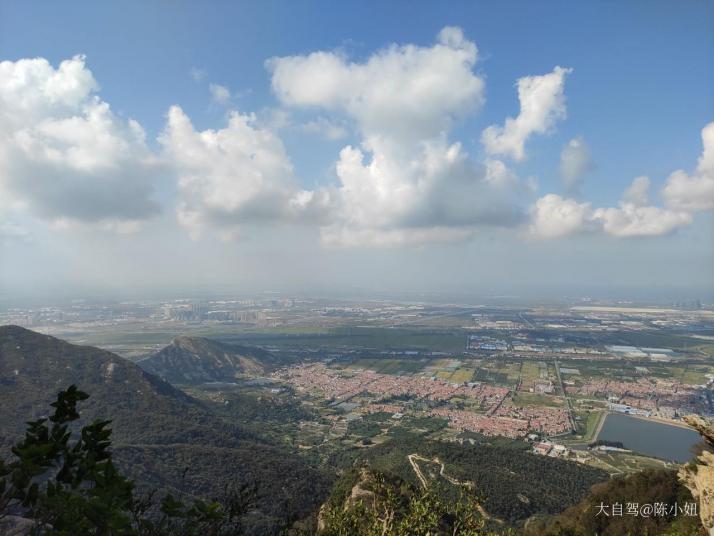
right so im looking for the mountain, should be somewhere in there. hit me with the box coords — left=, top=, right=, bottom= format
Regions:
left=0, top=327, right=238, bottom=449
left=339, top=432, right=610, bottom=524
left=138, top=336, right=278, bottom=384
left=318, top=468, right=506, bottom=535
left=0, top=326, right=331, bottom=534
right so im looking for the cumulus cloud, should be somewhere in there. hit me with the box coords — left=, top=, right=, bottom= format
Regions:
left=529, top=194, right=593, bottom=239
left=159, top=105, right=330, bottom=238
left=560, top=136, right=592, bottom=191
left=592, top=203, right=692, bottom=237
left=6, top=52, right=702, bottom=249
left=482, top=66, right=572, bottom=161
left=324, top=136, right=524, bottom=245
left=530, top=175, right=691, bottom=239
left=587, top=170, right=693, bottom=238
left=268, top=27, right=528, bottom=246
left=662, top=122, right=714, bottom=211
left=269, top=26, right=484, bottom=142
left=622, top=175, right=650, bottom=205
left=530, top=123, right=714, bottom=239
left=0, top=55, right=159, bottom=226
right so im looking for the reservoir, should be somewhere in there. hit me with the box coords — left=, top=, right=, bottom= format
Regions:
left=597, top=413, right=701, bottom=463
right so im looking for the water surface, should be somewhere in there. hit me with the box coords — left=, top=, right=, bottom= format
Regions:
left=597, top=413, right=700, bottom=463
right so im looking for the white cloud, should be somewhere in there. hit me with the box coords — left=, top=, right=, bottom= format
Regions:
left=268, top=27, right=527, bottom=246
left=662, top=122, right=714, bottom=211
left=268, top=26, right=484, bottom=143
left=592, top=203, right=692, bottom=237
left=560, top=136, right=592, bottom=190
left=209, top=83, right=231, bottom=105
left=622, top=175, right=650, bottom=205
left=484, top=158, right=519, bottom=189
left=529, top=130, right=714, bottom=240
left=529, top=194, right=593, bottom=239
left=330, top=137, right=522, bottom=230
left=159, top=105, right=330, bottom=238
left=533, top=125, right=714, bottom=239
left=482, top=66, right=572, bottom=161
left=3, top=52, right=700, bottom=250
left=0, top=55, right=159, bottom=226
left=530, top=176, right=692, bottom=239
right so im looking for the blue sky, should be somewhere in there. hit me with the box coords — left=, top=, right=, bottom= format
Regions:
left=3, top=1, right=711, bottom=193
left=0, top=1, right=713, bottom=301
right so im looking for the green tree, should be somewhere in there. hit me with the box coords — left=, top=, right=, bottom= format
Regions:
left=320, top=471, right=508, bottom=536
left=0, top=386, right=242, bottom=535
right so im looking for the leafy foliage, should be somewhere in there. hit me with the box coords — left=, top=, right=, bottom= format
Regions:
left=350, top=433, right=608, bottom=522
left=0, top=386, right=244, bottom=535
left=320, top=470, right=510, bottom=536
left=0, top=326, right=332, bottom=534
left=347, top=420, right=383, bottom=438
left=525, top=469, right=705, bottom=536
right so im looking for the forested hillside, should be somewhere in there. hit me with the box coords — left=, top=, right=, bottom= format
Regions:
left=0, top=326, right=332, bottom=534
left=2, top=326, right=705, bottom=535
left=138, top=336, right=280, bottom=384
left=524, top=469, right=704, bottom=535
left=343, top=432, right=609, bottom=523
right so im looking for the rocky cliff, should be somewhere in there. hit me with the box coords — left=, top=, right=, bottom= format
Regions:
left=680, top=414, right=714, bottom=535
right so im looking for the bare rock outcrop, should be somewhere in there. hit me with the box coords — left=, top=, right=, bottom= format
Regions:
left=316, top=468, right=376, bottom=533
left=680, top=414, right=714, bottom=535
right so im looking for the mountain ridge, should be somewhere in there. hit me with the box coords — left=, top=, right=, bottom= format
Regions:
left=138, top=335, right=278, bottom=384
left=0, top=325, right=332, bottom=534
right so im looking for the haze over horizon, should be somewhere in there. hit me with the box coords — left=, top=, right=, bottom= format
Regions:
left=1, top=1, right=713, bottom=302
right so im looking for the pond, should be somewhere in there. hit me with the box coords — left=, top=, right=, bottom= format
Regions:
left=597, top=413, right=701, bottom=463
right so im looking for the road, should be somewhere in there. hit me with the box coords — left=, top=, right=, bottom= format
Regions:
left=554, top=359, right=577, bottom=433
left=519, top=312, right=535, bottom=329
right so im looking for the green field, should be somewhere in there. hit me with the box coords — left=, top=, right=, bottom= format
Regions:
left=348, top=358, right=426, bottom=375
left=588, top=451, right=675, bottom=475
left=449, top=367, right=476, bottom=383
left=692, top=344, right=714, bottom=357
left=579, top=410, right=604, bottom=441
left=670, top=365, right=710, bottom=385
left=430, top=358, right=460, bottom=368
left=520, top=362, right=542, bottom=382
left=222, top=326, right=467, bottom=352
left=512, top=392, right=564, bottom=408
left=434, top=367, right=475, bottom=383
left=473, top=361, right=521, bottom=386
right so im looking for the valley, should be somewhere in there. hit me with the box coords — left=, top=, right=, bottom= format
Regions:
left=2, top=296, right=711, bottom=533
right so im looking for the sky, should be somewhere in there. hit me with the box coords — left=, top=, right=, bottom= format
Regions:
left=0, top=0, right=713, bottom=303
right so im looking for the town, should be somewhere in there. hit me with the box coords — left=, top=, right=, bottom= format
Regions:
left=2, top=294, right=712, bottom=473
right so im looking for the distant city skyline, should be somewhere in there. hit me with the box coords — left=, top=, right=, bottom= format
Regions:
left=1, top=1, right=712, bottom=300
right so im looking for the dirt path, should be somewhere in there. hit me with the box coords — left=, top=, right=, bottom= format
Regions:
left=407, top=453, right=499, bottom=523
